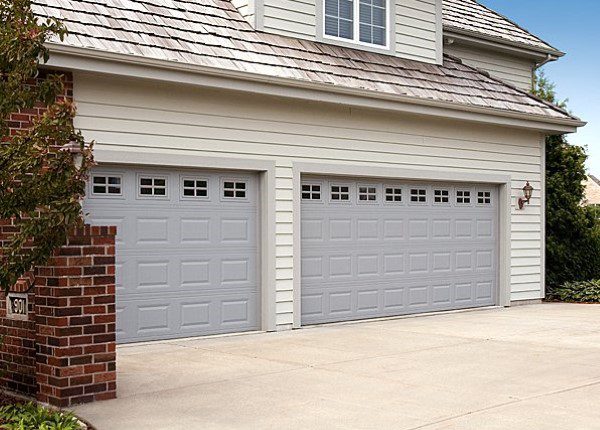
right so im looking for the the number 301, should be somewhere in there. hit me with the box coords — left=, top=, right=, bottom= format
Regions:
left=10, top=298, right=27, bottom=315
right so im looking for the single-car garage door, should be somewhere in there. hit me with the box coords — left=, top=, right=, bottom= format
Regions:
left=301, top=176, right=498, bottom=324
left=84, top=166, right=260, bottom=343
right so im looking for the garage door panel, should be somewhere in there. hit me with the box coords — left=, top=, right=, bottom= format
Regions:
left=114, top=284, right=260, bottom=342
left=301, top=248, right=495, bottom=284
left=301, top=177, right=498, bottom=324
left=118, top=253, right=259, bottom=294
left=84, top=167, right=260, bottom=343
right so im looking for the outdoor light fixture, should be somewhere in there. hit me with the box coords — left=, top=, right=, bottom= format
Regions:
left=60, top=140, right=84, bottom=170
left=518, top=181, right=534, bottom=210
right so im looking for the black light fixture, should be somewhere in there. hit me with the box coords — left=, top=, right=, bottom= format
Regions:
left=518, top=181, right=534, bottom=210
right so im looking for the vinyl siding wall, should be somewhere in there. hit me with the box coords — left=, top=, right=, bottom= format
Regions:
left=445, top=44, right=535, bottom=92
left=258, top=0, right=442, bottom=64
left=396, top=0, right=441, bottom=63
left=74, top=73, right=545, bottom=329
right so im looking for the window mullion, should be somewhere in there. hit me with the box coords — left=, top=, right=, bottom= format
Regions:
left=354, top=0, right=359, bottom=42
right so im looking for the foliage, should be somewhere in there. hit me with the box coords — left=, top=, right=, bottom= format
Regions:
left=547, top=279, right=600, bottom=303
left=0, top=402, right=83, bottom=430
left=532, top=70, right=600, bottom=287
left=0, top=0, right=93, bottom=293
left=532, top=70, right=568, bottom=110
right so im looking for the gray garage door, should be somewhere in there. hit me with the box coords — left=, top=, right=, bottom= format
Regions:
left=301, top=177, right=498, bottom=324
left=84, top=166, right=260, bottom=343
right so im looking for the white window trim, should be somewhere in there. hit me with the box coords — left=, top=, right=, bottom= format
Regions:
left=180, top=175, right=210, bottom=201
left=476, top=189, right=493, bottom=207
left=322, top=0, right=391, bottom=50
left=433, top=188, right=451, bottom=205
left=89, top=173, right=125, bottom=199
left=301, top=181, right=324, bottom=203
left=383, top=184, right=404, bottom=205
left=221, top=177, right=250, bottom=202
left=455, top=188, right=473, bottom=206
left=329, top=182, right=352, bottom=204
left=136, top=173, right=169, bottom=200
left=357, top=184, right=379, bottom=205
left=408, top=187, right=428, bottom=205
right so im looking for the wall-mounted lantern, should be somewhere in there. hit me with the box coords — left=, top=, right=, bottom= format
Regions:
left=518, top=181, right=534, bottom=210
left=60, top=140, right=84, bottom=170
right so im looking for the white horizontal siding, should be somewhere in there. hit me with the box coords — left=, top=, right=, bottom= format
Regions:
left=259, top=0, right=442, bottom=64
left=445, top=44, right=535, bottom=91
left=74, top=73, right=545, bottom=327
left=263, top=0, right=316, bottom=38
left=396, top=0, right=441, bottom=63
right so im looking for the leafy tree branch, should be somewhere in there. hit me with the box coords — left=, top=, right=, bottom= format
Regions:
left=0, top=0, right=94, bottom=292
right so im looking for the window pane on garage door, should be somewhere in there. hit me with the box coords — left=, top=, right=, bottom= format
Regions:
left=84, top=167, right=260, bottom=343
left=301, top=177, right=498, bottom=324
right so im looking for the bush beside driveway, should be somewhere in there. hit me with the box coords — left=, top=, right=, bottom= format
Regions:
left=74, top=303, right=600, bottom=430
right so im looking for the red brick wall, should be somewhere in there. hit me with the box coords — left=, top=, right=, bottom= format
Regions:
left=1, top=70, right=117, bottom=406
left=0, top=226, right=117, bottom=406
left=35, top=226, right=117, bottom=406
left=4, top=70, right=73, bottom=140
left=0, top=219, right=37, bottom=393
left=1, top=70, right=74, bottom=397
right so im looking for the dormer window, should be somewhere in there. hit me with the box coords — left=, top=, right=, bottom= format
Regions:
left=324, top=0, right=388, bottom=47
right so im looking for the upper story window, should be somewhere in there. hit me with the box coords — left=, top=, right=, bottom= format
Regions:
left=324, top=0, right=388, bottom=47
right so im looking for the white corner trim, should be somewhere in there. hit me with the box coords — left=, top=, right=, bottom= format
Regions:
left=435, top=0, right=444, bottom=65
left=46, top=44, right=584, bottom=133
left=540, top=132, right=547, bottom=299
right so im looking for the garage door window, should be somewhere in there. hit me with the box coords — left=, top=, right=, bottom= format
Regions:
left=478, top=191, right=492, bottom=205
left=410, top=188, right=427, bottom=203
left=223, top=180, right=247, bottom=199
left=331, top=185, right=350, bottom=201
left=92, top=175, right=122, bottom=196
left=434, top=189, right=450, bottom=204
left=384, top=187, right=402, bottom=202
left=138, top=176, right=167, bottom=197
left=456, top=190, right=471, bottom=205
left=358, top=186, right=377, bottom=202
left=182, top=177, right=208, bottom=199
left=302, top=184, right=322, bottom=200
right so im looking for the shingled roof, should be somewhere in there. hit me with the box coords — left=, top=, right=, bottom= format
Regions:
left=442, top=0, right=562, bottom=55
left=34, top=0, right=577, bottom=123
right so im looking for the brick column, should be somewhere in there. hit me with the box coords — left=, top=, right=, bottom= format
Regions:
left=35, top=226, right=117, bottom=407
left=0, top=221, right=38, bottom=395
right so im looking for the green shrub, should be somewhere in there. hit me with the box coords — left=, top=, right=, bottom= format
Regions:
left=533, top=72, right=600, bottom=287
left=548, top=280, right=600, bottom=303
left=0, top=402, right=83, bottom=430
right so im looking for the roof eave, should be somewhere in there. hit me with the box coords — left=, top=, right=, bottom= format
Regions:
left=46, top=43, right=584, bottom=134
left=443, top=28, right=565, bottom=60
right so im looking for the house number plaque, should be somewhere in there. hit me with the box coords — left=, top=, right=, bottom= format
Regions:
left=6, top=293, right=28, bottom=320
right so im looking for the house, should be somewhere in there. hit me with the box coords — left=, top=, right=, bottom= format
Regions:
left=583, top=175, right=600, bottom=207
left=33, top=0, right=583, bottom=345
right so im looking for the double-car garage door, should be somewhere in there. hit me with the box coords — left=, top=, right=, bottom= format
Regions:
left=84, top=166, right=498, bottom=342
left=300, top=176, right=498, bottom=324
left=84, top=167, right=260, bottom=343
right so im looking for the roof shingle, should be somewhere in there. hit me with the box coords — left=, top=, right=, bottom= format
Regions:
left=442, top=0, right=560, bottom=54
left=34, top=0, right=575, bottom=122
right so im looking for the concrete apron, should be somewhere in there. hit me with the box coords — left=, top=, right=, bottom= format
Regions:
left=74, top=303, right=600, bottom=430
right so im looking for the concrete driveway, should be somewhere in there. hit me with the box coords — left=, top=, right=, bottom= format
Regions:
left=75, top=303, right=600, bottom=429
